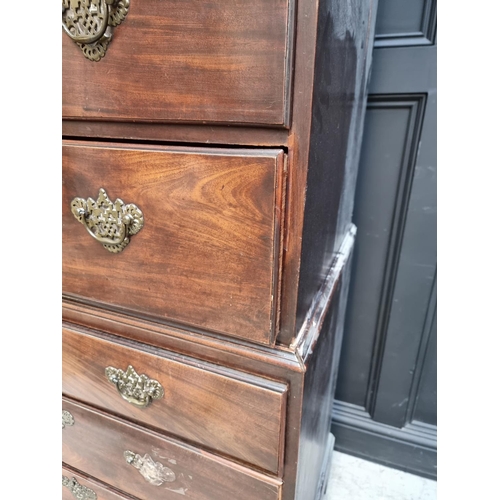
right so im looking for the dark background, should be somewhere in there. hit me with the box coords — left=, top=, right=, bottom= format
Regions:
left=331, top=0, right=437, bottom=480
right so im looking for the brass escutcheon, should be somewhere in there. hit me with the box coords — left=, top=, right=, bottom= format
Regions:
left=124, top=450, right=176, bottom=486
left=62, top=0, right=130, bottom=61
left=105, top=365, right=164, bottom=408
left=70, top=188, right=144, bottom=253
left=62, top=476, right=97, bottom=500
left=62, top=410, right=75, bottom=429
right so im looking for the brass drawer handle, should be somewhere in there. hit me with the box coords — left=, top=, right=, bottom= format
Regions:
left=105, top=365, right=164, bottom=408
left=71, top=188, right=144, bottom=253
left=62, top=476, right=97, bottom=500
left=62, top=410, right=75, bottom=428
left=124, top=450, right=176, bottom=486
left=62, top=0, right=130, bottom=61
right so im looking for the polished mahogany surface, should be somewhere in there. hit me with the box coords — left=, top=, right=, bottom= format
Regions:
left=62, top=0, right=377, bottom=497
left=63, top=326, right=287, bottom=474
left=63, top=398, right=282, bottom=500
left=62, top=0, right=291, bottom=126
left=62, top=466, right=134, bottom=500
left=63, top=142, right=285, bottom=345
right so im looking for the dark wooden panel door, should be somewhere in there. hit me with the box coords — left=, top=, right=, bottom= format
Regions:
left=332, top=0, right=437, bottom=479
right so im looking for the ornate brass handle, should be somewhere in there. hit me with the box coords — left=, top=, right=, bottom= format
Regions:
left=62, top=476, right=97, bottom=500
left=62, top=0, right=130, bottom=61
left=62, top=410, right=75, bottom=428
left=124, top=451, right=176, bottom=486
left=105, top=365, right=164, bottom=408
left=71, top=188, right=144, bottom=253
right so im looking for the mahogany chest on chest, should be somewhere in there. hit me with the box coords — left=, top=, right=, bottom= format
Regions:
left=62, top=0, right=376, bottom=498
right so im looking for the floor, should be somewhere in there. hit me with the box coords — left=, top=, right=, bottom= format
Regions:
left=324, top=452, right=437, bottom=500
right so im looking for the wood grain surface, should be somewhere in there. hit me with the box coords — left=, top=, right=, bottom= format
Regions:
left=62, top=466, right=135, bottom=500
left=62, top=141, right=285, bottom=345
left=62, top=326, right=287, bottom=474
left=62, top=120, right=290, bottom=148
left=62, top=300, right=306, bottom=499
left=62, top=0, right=291, bottom=126
left=62, top=398, right=282, bottom=500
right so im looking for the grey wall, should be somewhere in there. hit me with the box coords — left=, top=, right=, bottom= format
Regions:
left=331, top=0, right=437, bottom=479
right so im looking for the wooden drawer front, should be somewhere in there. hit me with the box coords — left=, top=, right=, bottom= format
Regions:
left=62, top=398, right=282, bottom=500
left=62, top=142, right=285, bottom=345
left=62, top=327, right=287, bottom=474
left=62, top=0, right=291, bottom=126
left=63, top=467, right=133, bottom=500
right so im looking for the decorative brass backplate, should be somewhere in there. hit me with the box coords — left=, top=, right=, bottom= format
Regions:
left=105, top=365, right=164, bottom=408
left=62, top=410, right=75, bottom=429
left=71, top=188, right=144, bottom=253
left=124, top=451, right=176, bottom=486
left=62, top=0, right=130, bottom=61
left=62, top=476, right=97, bottom=500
